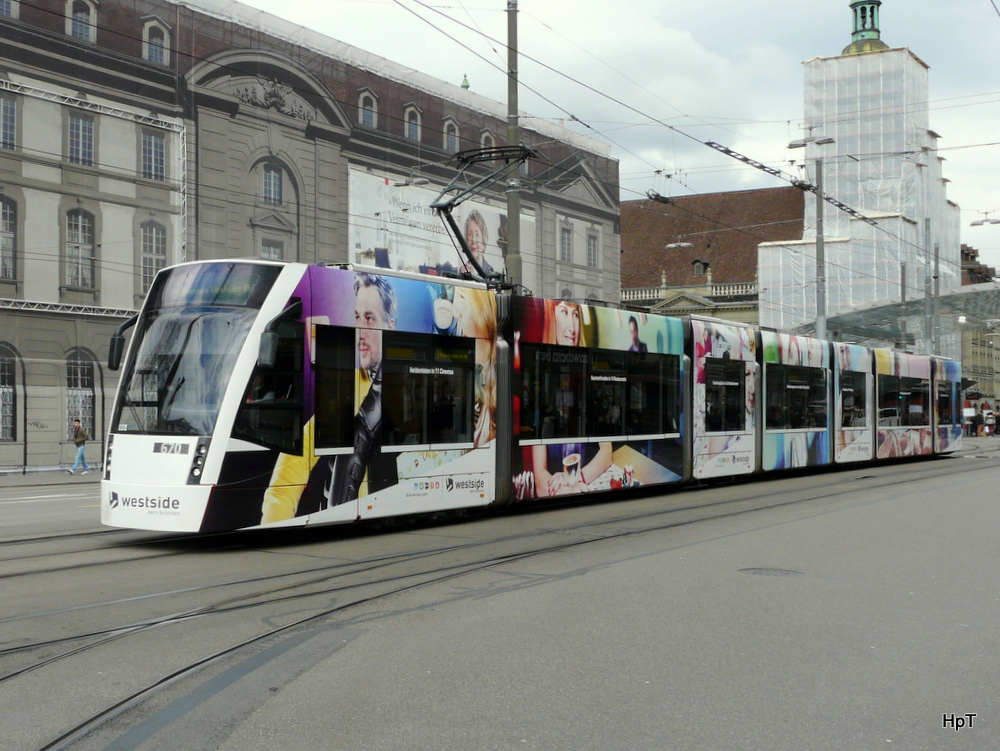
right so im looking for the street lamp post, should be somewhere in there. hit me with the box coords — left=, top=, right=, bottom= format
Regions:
left=789, top=135, right=835, bottom=340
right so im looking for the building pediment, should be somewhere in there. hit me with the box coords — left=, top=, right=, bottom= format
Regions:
left=250, top=212, right=297, bottom=233
left=539, top=154, right=617, bottom=210
left=653, top=289, right=714, bottom=310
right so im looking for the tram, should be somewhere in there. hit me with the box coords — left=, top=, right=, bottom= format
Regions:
left=101, top=260, right=962, bottom=533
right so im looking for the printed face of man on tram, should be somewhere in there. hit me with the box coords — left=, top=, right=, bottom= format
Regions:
left=354, top=274, right=396, bottom=371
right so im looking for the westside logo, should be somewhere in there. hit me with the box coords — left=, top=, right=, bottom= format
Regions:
left=109, top=491, right=181, bottom=511
left=446, top=477, right=485, bottom=493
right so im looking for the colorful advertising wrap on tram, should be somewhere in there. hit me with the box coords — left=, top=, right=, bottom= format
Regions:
left=690, top=319, right=757, bottom=479
left=761, top=331, right=832, bottom=471
left=509, top=298, right=686, bottom=500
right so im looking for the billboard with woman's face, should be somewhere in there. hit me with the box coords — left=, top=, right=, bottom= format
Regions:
left=347, top=168, right=535, bottom=280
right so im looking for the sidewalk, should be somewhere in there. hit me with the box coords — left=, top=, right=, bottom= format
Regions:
left=0, top=468, right=101, bottom=487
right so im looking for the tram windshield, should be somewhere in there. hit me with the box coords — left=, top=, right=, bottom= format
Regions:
left=113, top=263, right=281, bottom=436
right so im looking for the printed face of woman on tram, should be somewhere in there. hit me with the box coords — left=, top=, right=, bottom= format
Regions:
left=463, top=210, right=489, bottom=268
left=553, top=301, right=581, bottom=346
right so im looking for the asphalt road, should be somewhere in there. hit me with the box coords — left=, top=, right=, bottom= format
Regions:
left=3, top=442, right=999, bottom=750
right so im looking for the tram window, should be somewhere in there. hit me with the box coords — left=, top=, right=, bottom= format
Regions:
left=589, top=351, right=626, bottom=437
left=765, top=364, right=827, bottom=429
left=520, top=344, right=588, bottom=440
left=936, top=381, right=954, bottom=425
left=314, top=325, right=355, bottom=450
left=520, top=345, right=682, bottom=440
left=233, top=319, right=303, bottom=453
left=839, top=371, right=867, bottom=427
left=704, top=356, right=745, bottom=432
left=628, top=352, right=681, bottom=435
left=381, top=333, right=475, bottom=446
left=878, top=375, right=930, bottom=426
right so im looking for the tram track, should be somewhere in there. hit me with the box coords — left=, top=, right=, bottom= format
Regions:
left=3, top=450, right=992, bottom=750
left=3, top=451, right=988, bottom=661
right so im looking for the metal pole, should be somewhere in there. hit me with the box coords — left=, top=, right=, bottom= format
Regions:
left=924, top=218, right=932, bottom=355
left=898, top=261, right=907, bottom=350
left=933, top=241, right=940, bottom=356
left=815, top=157, right=826, bottom=340
left=505, top=0, right=522, bottom=287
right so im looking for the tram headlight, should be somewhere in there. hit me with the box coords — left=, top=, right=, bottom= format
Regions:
left=188, top=438, right=211, bottom=483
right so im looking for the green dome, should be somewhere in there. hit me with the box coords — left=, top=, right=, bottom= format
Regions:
left=843, top=1, right=888, bottom=55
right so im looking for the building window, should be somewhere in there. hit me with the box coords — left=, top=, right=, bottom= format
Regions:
left=560, top=226, right=573, bottom=263
left=67, top=0, right=96, bottom=42
left=66, top=356, right=95, bottom=439
left=481, top=131, right=495, bottom=151
left=261, top=239, right=284, bottom=260
left=68, top=113, right=94, bottom=166
left=0, top=1, right=19, bottom=20
left=0, top=346, right=14, bottom=441
left=0, top=198, right=14, bottom=281
left=444, top=120, right=459, bottom=152
left=263, top=164, right=282, bottom=205
left=693, top=260, right=709, bottom=276
left=66, top=210, right=94, bottom=288
left=141, top=131, right=165, bottom=181
left=404, top=106, right=421, bottom=142
left=587, top=233, right=598, bottom=268
left=140, top=222, right=166, bottom=293
left=359, top=93, right=377, bottom=128
left=142, top=21, right=170, bottom=65
left=0, top=96, right=14, bottom=150
left=148, top=27, right=165, bottom=64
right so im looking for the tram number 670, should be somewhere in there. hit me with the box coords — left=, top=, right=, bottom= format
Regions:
left=153, top=442, right=190, bottom=455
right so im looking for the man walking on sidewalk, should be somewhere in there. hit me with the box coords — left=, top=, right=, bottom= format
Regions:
left=68, top=418, right=89, bottom=475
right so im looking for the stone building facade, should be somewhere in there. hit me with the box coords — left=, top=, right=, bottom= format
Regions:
left=0, top=0, right=619, bottom=472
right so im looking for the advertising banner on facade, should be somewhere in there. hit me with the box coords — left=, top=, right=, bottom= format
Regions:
left=348, top=167, right=535, bottom=279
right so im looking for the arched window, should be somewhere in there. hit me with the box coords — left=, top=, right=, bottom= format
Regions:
left=251, top=159, right=298, bottom=262
left=140, top=221, right=166, bottom=293
left=404, top=106, right=421, bottom=142
left=0, top=343, right=16, bottom=442
left=66, top=354, right=95, bottom=439
left=148, top=27, right=165, bottom=64
left=359, top=93, right=377, bottom=128
left=66, top=210, right=95, bottom=288
left=693, top=260, right=709, bottom=276
left=481, top=131, right=495, bottom=151
left=263, top=164, right=282, bottom=205
left=443, top=120, right=459, bottom=152
left=66, top=0, right=97, bottom=43
left=0, top=197, right=15, bottom=281
left=143, top=21, right=171, bottom=65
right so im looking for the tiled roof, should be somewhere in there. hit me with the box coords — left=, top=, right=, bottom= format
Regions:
left=621, top=187, right=804, bottom=289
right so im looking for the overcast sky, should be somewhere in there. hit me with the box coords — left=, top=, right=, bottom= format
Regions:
left=236, top=0, right=1000, bottom=268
